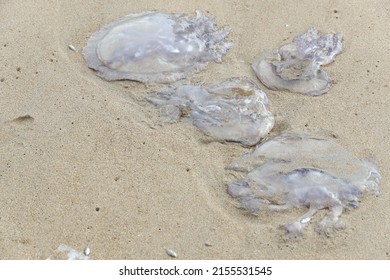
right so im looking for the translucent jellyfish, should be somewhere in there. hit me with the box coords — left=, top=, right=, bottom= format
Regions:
left=83, top=11, right=232, bottom=83
left=46, top=244, right=90, bottom=260
left=252, top=28, right=342, bottom=96
left=147, top=77, right=275, bottom=146
left=227, top=132, right=380, bottom=237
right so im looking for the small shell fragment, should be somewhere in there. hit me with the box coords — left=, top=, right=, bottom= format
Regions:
left=83, top=246, right=91, bottom=257
left=83, top=11, right=232, bottom=83
left=252, top=28, right=343, bottom=96
left=68, top=44, right=76, bottom=51
left=164, top=248, right=177, bottom=258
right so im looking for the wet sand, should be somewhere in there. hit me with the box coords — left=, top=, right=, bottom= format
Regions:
left=0, top=0, right=389, bottom=259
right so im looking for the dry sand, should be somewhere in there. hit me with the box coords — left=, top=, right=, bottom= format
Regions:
left=0, top=0, right=389, bottom=259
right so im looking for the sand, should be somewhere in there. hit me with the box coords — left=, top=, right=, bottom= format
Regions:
left=0, top=0, right=389, bottom=259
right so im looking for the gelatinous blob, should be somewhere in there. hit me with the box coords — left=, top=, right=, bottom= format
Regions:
left=227, top=132, right=380, bottom=237
left=147, top=77, right=275, bottom=146
left=83, top=11, right=232, bottom=83
left=47, top=244, right=90, bottom=260
left=252, top=28, right=342, bottom=96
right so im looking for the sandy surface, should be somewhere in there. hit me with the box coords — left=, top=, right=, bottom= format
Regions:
left=0, top=0, right=389, bottom=259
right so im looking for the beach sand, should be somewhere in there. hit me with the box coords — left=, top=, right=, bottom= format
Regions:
left=0, top=0, right=389, bottom=259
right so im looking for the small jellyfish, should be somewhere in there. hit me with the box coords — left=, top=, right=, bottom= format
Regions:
left=48, top=244, right=90, bottom=260
left=147, top=77, right=275, bottom=146
left=83, top=11, right=232, bottom=83
left=252, top=28, right=342, bottom=96
left=227, top=132, right=380, bottom=237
